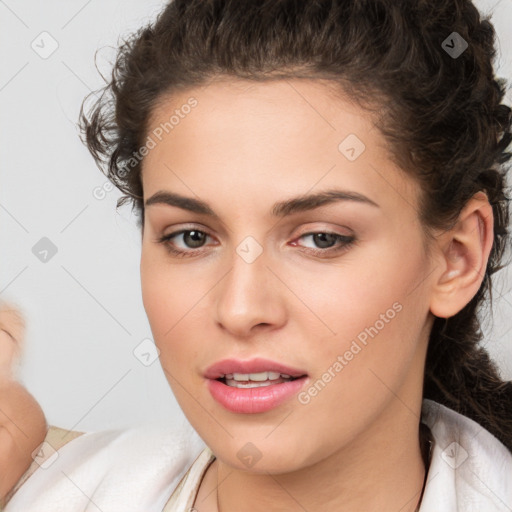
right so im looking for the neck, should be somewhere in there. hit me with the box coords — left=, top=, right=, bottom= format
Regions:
left=214, top=398, right=427, bottom=512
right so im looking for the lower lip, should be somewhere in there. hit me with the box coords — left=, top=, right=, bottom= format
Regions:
left=206, top=377, right=308, bottom=414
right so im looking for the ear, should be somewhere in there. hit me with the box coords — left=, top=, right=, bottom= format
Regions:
left=429, top=191, right=494, bottom=319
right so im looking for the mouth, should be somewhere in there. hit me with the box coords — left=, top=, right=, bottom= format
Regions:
left=204, top=358, right=309, bottom=414
left=204, top=357, right=308, bottom=380
left=216, top=371, right=304, bottom=388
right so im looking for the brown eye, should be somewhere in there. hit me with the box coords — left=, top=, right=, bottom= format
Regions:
left=156, top=229, right=214, bottom=258
left=293, top=231, right=356, bottom=257
left=181, top=230, right=207, bottom=248
left=309, top=232, right=338, bottom=249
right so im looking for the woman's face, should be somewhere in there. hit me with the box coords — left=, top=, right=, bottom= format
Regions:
left=140, top=78, right=436, bottom=472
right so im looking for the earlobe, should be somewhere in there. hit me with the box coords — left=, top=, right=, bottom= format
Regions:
left=429, top=192, right=494, bottom=319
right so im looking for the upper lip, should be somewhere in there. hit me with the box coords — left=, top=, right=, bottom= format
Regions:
left=204, top=358, right=308, bottom=379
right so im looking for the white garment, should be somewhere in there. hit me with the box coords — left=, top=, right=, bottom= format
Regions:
left=3, top=419, right=206, bottom=512
left=4, top=399, right=512, bottom=511
left=419, top=399, right=512, bottom=511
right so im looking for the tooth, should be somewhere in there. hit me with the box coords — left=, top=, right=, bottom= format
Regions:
left=226, top=379, right=274, bottom=388
left=229, top=371, right=293, bottom=382
left=248, top=372, right=270, bottom=381
left=245, top=381, right=273, bottom=388
left=233, top=373, right=250, bottom=381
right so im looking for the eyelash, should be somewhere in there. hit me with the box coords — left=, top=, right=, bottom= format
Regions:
left=156, top=228, right=356, bottom=258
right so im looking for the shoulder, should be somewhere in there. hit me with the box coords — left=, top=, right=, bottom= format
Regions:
left=419, top=398, right=512, bottom=511
left=3, top=421, right=206, bottom=512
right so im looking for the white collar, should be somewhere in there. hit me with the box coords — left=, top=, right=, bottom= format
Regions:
left=419, top=398, right=512, bottom=511
left=5, top=400, right=510, bottom=511
left=165, top=399, right=512, bottom=511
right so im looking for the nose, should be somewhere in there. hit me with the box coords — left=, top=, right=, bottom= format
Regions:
left=214, top=247, right=287, bottom=338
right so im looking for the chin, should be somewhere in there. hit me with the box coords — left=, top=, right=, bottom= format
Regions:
left=206, top=435, right=320, bottom=475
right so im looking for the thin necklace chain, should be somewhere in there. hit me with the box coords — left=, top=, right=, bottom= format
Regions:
left=216, top=423, right=433, bottom=512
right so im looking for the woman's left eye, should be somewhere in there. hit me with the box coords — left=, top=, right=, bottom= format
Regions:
left=156, top=229, right=355, bottom=258
left=293, top=232, right=355, bottom=256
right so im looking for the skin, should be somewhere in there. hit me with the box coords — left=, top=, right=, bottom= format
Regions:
left=140, top=78, right=493, bottom=511
left=0, top=305, right=48, bottom=504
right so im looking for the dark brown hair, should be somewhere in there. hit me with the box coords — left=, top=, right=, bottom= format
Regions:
left=79, top=0, right=512, bottom=450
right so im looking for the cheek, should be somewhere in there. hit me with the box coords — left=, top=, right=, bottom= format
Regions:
left=140, top=259, right=210, bottom=424
left=141, top=248, right=190, bottom=335
left=335, top=235, right=426, bottom=328
left=296, top=239, right=427, bottom=386
left=140, top=252, right=210, bottom=375
left=141, top=253, right=181, bottom=359
left=284, top=239, right=423, bottom=344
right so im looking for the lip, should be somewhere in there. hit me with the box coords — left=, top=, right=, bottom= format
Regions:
left=204, top=357, right=309, bottom=414
left=203, top=357, right=308, bottom=379
left=207, top=377, right=309, bottom=414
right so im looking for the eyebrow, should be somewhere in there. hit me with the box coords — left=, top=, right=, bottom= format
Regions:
left=145, top=188, right=379, bottom=218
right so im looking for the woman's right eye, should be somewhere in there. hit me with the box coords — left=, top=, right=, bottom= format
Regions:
left=156, top=229, right=213, bottom=258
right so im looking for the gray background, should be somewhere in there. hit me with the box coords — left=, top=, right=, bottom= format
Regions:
left=1, top=0, right=511, bottom=432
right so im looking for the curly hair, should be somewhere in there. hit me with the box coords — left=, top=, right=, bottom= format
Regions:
left=79, top=0, right=512, bottom=450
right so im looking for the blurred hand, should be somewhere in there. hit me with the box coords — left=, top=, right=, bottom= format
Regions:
left=0, top=302, right=25, bottom=379
left=0, top=301, right=48, bottom=504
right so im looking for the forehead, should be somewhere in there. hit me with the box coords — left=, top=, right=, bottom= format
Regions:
left=142, top=78, right=419, bottom=215
left=147, top=77, right=374, bottom=146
